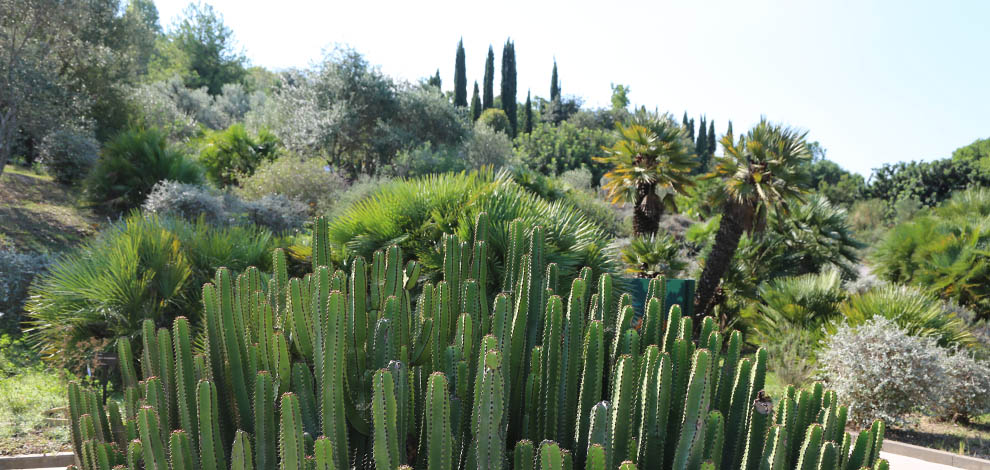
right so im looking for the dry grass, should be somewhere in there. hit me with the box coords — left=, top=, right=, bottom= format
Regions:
left=0, top=165, right=100, bottom=253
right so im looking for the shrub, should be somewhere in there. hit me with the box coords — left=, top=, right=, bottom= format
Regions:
left=198, top=123, right=281, bottom=187
left=749, top=268, right=846, bottom=339
left=562, top=189, right=627, bottom=237
left=464, top=125, right=516, bottom=170
left=86, top=128, right=203, bottom=215
left=837, top=284, right=976, bottom=348
left=388, top=142, right=464, bottom=178
left=935, top=350, right=990, bottom=422
left=619, top=233, right=686, bottom=278
left=0, top=251, right=49, bottom=332
left=27, top=213, right=273, bottom=372
left=848, top=199, right=888, bottom=232
left=477, top=108, right=511, bottom=135
left=515, top=121, right=616, bottom=185
left=236, top=156, right=350, bottom=214
left=821, top=316, right=943, bottom=426
left=241, top=194, right=309, bottom=234
left=760, top=322, right=820, bottom=388
left=37, top=129, right=100, bottom=185
left=559, top=168, right=594, bottom=192
left=142, top=180, right=229, bottom=225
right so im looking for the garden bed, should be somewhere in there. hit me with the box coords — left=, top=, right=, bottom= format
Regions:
left=886, top=415, right=990, bottom=460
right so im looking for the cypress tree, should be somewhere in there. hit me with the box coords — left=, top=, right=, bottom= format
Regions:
left=682, top=111, right=690, bottom=130
left=454, top=38, right=467, bottom=107
left=688, top=118, right=695, bottom=141
left=427, top=69, right=442, bottom=90
left=500, top=39, right=517, bottom=137
left=696, top=116, right=707, bottom=158
left=523, top=90, right=533, bottom=134
left=483, top=46, right=495, bottom=109
left=727, top=120, right=733, bottom=139
left=707, top=120, right=716, bottom=155
left=550, top=60, right=560, bottom=102
left=470, top=81, right=482, bottom=122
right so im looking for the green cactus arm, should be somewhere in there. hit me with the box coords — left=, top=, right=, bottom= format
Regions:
left=715, top=331, right=741, bottom=415
left=838, top=432, right=851, bottom=470
left=672, top=348, right=713, bottom=470
left=587, top=402, right=612, bottom=470
left=280, top=393, right=307, bottom=470
left=68, top=383, right=84, bottom=458
left=872, top=459, right=889, bottom=470
left=170, top=430, right=196, bottom=470
left=514, top=440, right=535, bottom=470
left=843, top=429, right=874, bottom=470
left=796, top=424, right=824, bottom=470
left=319, top=291, right=349, bottom=470
left=196, top=381, right=227, bottom=470
left=172, top=316, right=198, bottom=450
left=540, top=295, right=564, bottom=442
left=426, top=372, right=453, bottom=470
left=312, top=216, right=332, bottom=271
left=141, top=320, right=161, bottom=381
left=118, top=338, right=139, bottom=389
left=137, top=407, right=167, bottom=470
left=126, top=439, right=143, bottom=470
left=474, top=350, right=506, bottom=470
left=313, top=436, right=336, bottom=470
left=704, top=411, right=725, bottom=470
left=372, top=369, right=401, bottom=470
left=574, top=321, right=605, bottom=465
left=255, top=371, right=277, bottom=470
left=868, top=420, right=885, bottom=468
left=539, top=440, right=564, bottom=470
left=618, top=461, right=637, bottom=470
left=642, top=297, right=663, bottom=349
left=817, top=441, right=838, bottom=470
left=216, top=268, right=254, bottom=432
left=758, top=425, right=786, bottom=470
left=559, top=277, right=586, bottom=449
left=636, top=346, right=663, bottom=469
left=585, top=444, right=606, bottom=470
left=661, top=305, right=682, bottom=354
left=230, top=430, right=254, bottom=470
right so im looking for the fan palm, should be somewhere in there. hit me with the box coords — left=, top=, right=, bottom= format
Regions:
left=594, top=114, right=695, bottom=236
left=695, top=119, right=812, bottom=316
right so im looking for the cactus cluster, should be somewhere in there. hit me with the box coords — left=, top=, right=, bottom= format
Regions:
left=67, top=215, right=886, bottom=470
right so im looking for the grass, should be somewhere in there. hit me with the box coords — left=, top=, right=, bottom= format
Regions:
left=0, top=165, right=100, bottom=253
left=0, top=336, right=71, bottom=455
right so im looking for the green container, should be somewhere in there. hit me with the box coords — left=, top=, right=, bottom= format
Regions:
left=628, top=278, right=694, bottom=319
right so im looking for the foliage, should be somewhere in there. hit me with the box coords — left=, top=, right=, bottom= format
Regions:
left=129, top=78, right=265, bottom=138
left=143, top=180, right=307, bottom=234
left=748, top=268, right=847, bottom=341
left=0, top=250, right=49, bottom=332
left=836, top=284, right=977, bottom=349
left=26, top=213, right=273, bottom=371
left=197, top=123, right=280, bottom=186
left=387, top=85, right=470, bottom=151
left=759, top=322, right=820, bottom=389
left=236, top=156, right=349, bottom=214
left=240, top=194, right=309, bottom=235
left=464, top=125, right=517, bottom=170
left=85, top=128, right=203, bottom=215
left=934, top=350, right=990, bottom=422
left=822, top=316, right=945, bottom=426
left=158, top=2, right=245, bottom=95
left=37, top=128, right=100, bottom=185
left=478, top=108, right=511, bottom=135
left=562, top=188, right=628, bottom=238
left=866, top=158, right=990, bottom=209
left=620, top=233, right=686, bottom=278
left=516, top=121, right=616, bottom=185
left=952, top=137, right=990, bottom=162
left=872, top=188, right=990, bottom=318
left=327, top=169, right=617, bottom=293
left=453, top=39, right=466, bottom=107
left=65, top=227, right=887, bottom=470
left=848, top=199, right=888, bottom=232
left=595, top=114, right=695, bottom=236
left=0, top=365, right=68, bottom=447
left=559, top=167, right=594, bottom=192
left=500, top=39, right=517, bottom=136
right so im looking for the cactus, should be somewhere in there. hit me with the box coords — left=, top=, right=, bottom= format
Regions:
left=65, top=233, right=885, bottom=470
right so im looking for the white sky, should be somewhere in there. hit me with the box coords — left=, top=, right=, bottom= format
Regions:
left=154, top=0, right=990, bottom=176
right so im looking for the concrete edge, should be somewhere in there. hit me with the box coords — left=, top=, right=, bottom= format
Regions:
left=883, top=439, right=990, bottom=470
left=0, top=451, right=74, bottom=469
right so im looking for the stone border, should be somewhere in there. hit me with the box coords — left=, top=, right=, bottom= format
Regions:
left=0, top=451, right=74, bottom=469
left=884, top=439, right=990, bottom=470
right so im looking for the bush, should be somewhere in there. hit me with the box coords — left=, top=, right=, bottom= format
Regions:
left=27, top=213, right=273, bottom=372
left=198, top=124, right=281, bottom=187
left=142, top=180, right=229, bottom=225
left=464, top=125, right=517, bottom=170
left=86, top=128, right=203, bottom=215
left=37, top=129, right=100, bottom=185
left=143, top=180, right=307, bottom=234
left=562, top=189, right=627, bottom=237
left=477, top=108, right=511, bottom=135
left=388, top=142, right=463, bottom=178
left=821, top=316, right=943, bottom=426
left=514, top=121, right=616, bottom=185
left=241, top=194, right=309, bottom=234
left=935, top=350, right=990, bottom=422
left=749, top=268, right=846, bottom=339
left=559, top=168, right=594, bottom=192
left=760, top=322, right=820, bottom=388
left=236, top=156, right=350, bottom=215
left=0, top=251, right=49, bottom=332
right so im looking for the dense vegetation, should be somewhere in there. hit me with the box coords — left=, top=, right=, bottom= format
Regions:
left=1, top=0, right=990, bottom=460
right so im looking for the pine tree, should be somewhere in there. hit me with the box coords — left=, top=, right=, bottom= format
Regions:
left=523, top=90, right=533, bottom=134
left=707, top=120, right=716, bottom=155
left=470, top=81, right=482, bottom=122
left=483, top=46, right=495, bottom=109
left=550, top=60, right=560, bottom=102
left=500, top=39, right=517, bottom=137
left=454, top=38, right=467, bottom=107
left=696, top=116, right=707, bottom=159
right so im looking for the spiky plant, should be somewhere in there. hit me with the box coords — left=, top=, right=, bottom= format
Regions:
left=620, top=233, right=687, bottom=278
left=836, top=284, right=977, bottom=348
left=695, top=119, right=812, bottom=316
left=595, top=114, right=696, bottom=236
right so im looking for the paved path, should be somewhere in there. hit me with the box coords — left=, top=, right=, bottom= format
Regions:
left=881, top=451, right=964, bottom=470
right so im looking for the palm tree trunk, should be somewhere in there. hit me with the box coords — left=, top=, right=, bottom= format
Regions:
left=632, top=182, right=659, bottom=236
left=694, top=203, right=746, bottom=317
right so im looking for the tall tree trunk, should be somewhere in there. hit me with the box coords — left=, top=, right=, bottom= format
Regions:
left=694, top=203, right=747, bottom=317
left=632, top=182, right=660, bottom=236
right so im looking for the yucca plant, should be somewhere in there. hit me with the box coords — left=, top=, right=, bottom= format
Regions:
left=65, top=213, right=886, bottom=470
left=595, top=114, right=696, bottom=236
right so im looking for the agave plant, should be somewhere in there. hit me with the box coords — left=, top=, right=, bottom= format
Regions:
left=595, top=114, right=696, bottom=236
left=620, top=233, right=686, bottom=278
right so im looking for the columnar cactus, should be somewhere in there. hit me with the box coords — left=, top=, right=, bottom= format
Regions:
left=66, top=214, right=886, bottom=470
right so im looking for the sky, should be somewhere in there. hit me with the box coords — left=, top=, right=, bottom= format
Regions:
left=152, top=0, right=990, bottom=176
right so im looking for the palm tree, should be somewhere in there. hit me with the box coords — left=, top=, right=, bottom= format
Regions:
left=595, top=114, right=695, bottom=236
left=694, top=119, right=812, bottom=316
